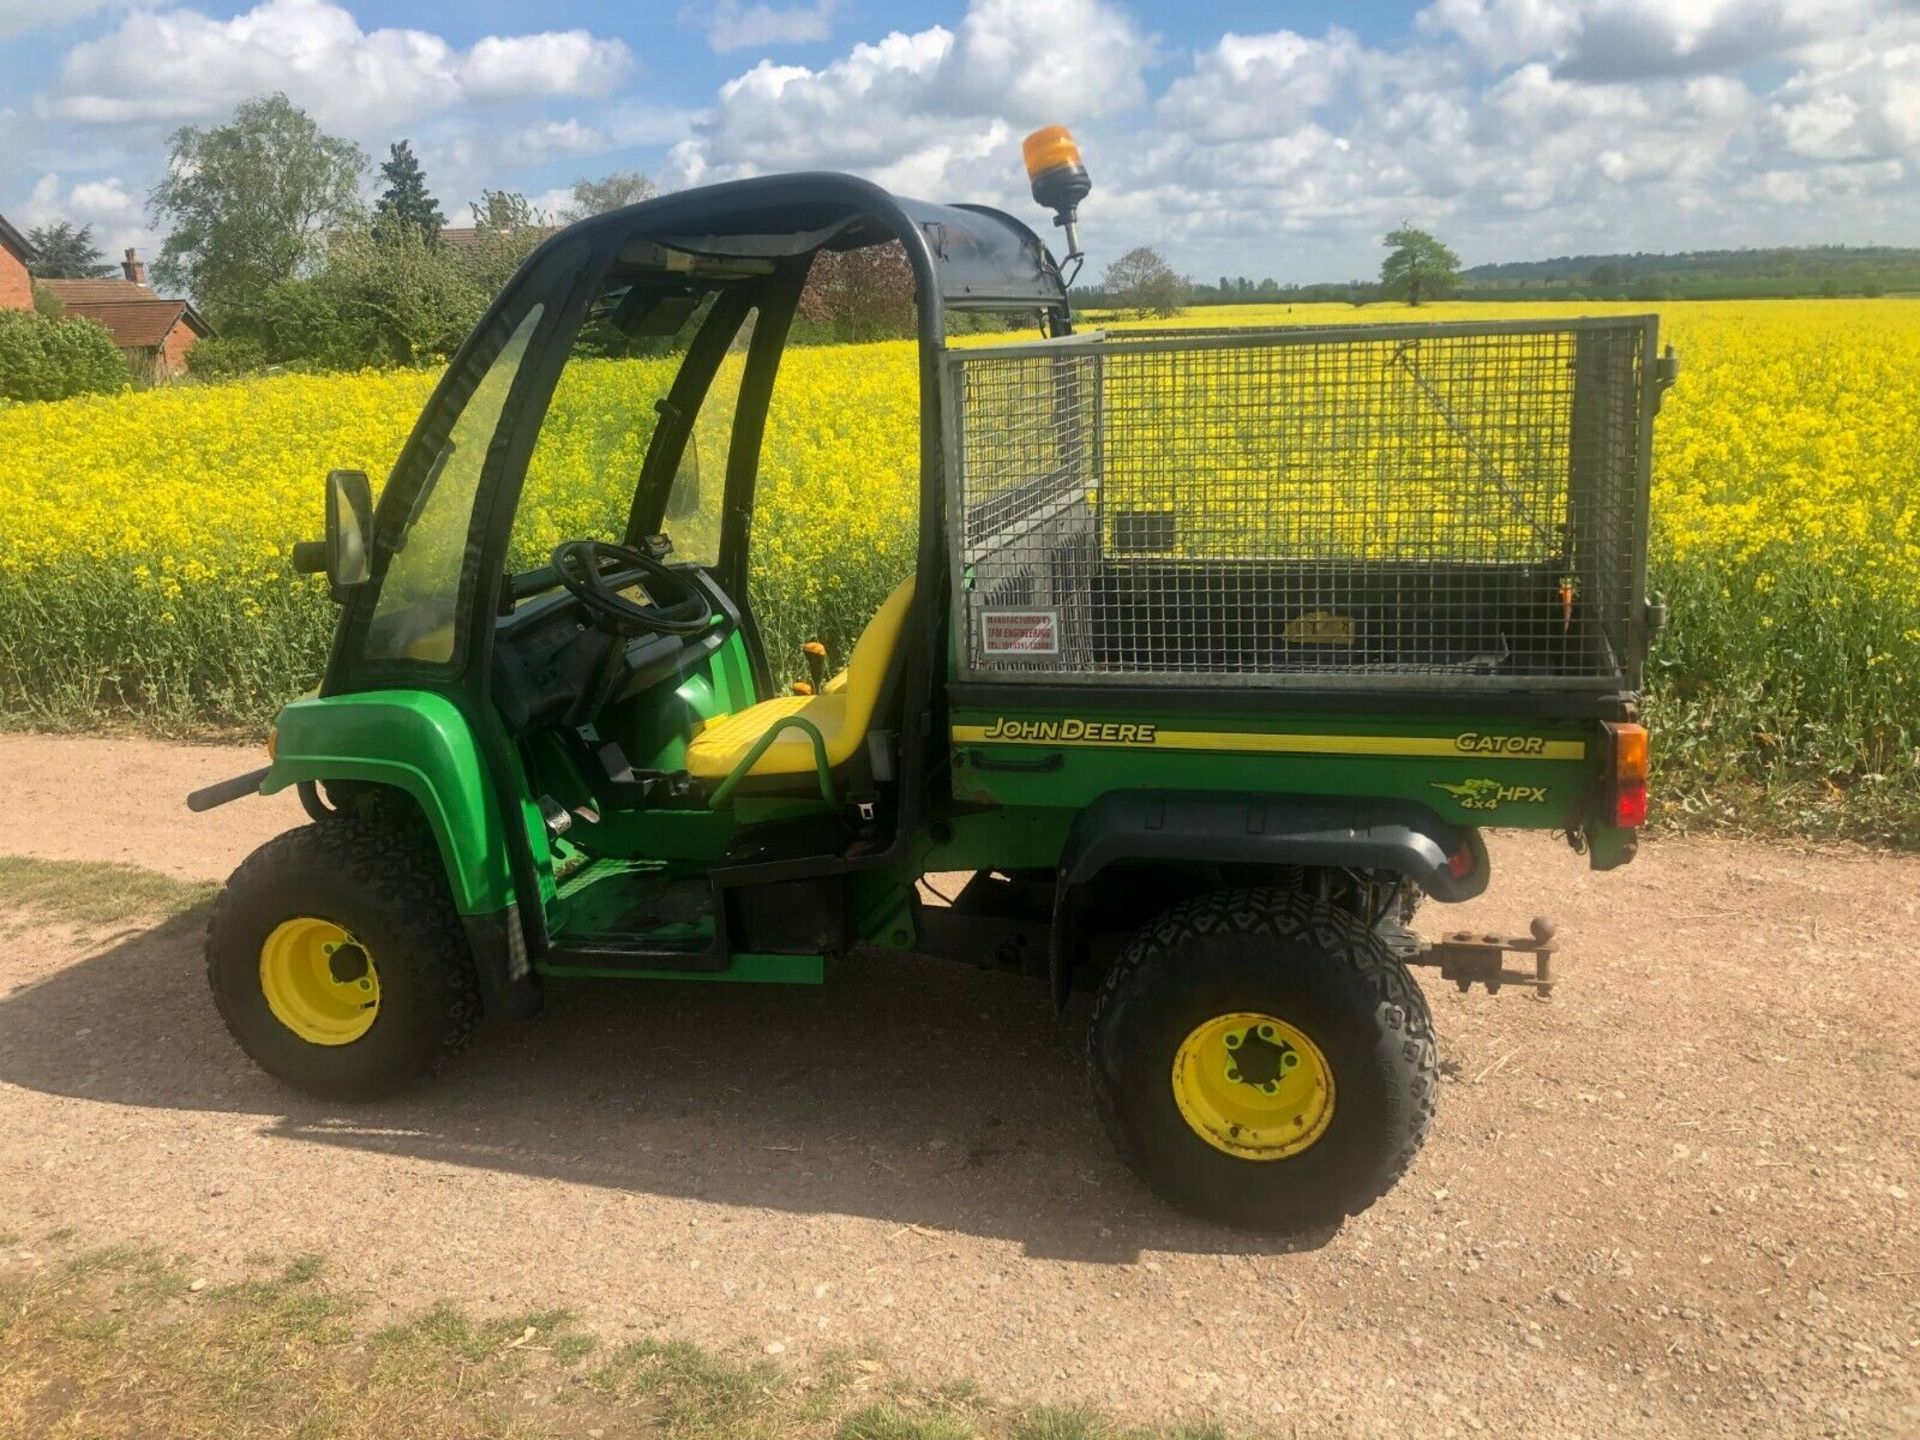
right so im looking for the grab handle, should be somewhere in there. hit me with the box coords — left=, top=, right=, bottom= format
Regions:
left=709, top=716, right=834, bottom=808
left=968, top=749, right=1064, bottom=774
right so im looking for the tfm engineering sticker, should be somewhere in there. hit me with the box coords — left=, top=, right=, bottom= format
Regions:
left=956, top=720, right=1587, bottom=761
left=978, top=609, right=1060, bottom=656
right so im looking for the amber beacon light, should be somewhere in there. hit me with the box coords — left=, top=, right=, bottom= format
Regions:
left=1023, top=125, right=1091, bottom=277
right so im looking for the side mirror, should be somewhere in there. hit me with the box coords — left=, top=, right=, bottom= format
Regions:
left=291, top=468, right=374, bottom=600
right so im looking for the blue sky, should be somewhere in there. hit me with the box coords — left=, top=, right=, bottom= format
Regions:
left=2, top=0, right=1916, bottom=284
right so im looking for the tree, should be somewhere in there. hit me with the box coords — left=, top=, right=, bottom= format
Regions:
left=1587, top=259, right=1630, bottom=297
left=0, top=311, right=129, bottom=402
left=148, top=93, right=367, bottom=320
left=1101, top=246, right=1190, bottom=318
left=1379, top=223, right=1461, bottom=307
left=560, top=171, right=657, bottom=222
left=471, top=189, right=542, bottom=231
left=26, top=221, right=114, bottom=279
left=798, top=242, right=915, bottom=342
left=259, top=226, right=489, bottom=369
left=458, top=191, right=548, bottom=300
left=372, top=140, right=445, bottom=245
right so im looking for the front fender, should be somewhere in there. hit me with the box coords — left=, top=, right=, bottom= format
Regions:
left=261, top=690, right=512, bottom=916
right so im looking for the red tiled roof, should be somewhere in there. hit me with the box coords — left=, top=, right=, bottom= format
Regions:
left=422, top=226, right=556, bottom=251
left=0, top=213, right=33, bottom=262
left=42, top=277, right=158, bottom=303
left=60, top=298, right=212, bottom=349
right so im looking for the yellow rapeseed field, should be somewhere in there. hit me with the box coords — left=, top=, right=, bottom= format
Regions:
left=0, top=299, right=1912, bottom=837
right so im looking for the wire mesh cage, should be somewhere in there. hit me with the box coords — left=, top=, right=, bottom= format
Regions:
left=943, top=317, right=1657, bottom=692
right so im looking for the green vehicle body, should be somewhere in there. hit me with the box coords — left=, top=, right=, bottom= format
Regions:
left=193, top=162, right=1668, bottom=1227
left=227, top=175, right=1659, bottom=1007
left=261, top=689, right=1628, bottom=935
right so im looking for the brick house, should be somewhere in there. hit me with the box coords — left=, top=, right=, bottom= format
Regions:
left=41, top=249, right=212, bottom=380
left=0, top=213, right=36, bottom=311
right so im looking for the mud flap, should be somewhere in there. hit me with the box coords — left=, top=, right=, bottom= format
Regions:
left=461, top=906, right=543, bottom=1019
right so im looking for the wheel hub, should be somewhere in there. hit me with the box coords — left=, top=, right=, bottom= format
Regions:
left=1171, top=1011, right=1334, bottom=1161
left=259, top=917, right=381, bottom=1046
left=1222, top=1022, right=1301, bottom=1093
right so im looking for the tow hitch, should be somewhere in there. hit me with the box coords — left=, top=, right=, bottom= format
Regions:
left=1411, top=916, right=1559, bottom=999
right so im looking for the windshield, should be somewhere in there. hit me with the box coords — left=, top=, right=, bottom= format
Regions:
left=366, top=304, right=544, bottom=664
left=512, top=286, right=753, bottom=574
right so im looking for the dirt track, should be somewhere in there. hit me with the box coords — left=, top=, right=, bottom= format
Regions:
left=1, top=734, right=1917, bottom=1437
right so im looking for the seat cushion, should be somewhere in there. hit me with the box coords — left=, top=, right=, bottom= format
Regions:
left=683, top=577, right=915, bottom=785
left=684, top=693, right=852, bottom=779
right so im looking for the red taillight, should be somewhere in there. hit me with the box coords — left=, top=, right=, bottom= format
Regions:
left=1603, top=722, right=1649, bottom=828
left=1446, top=842, right=1476, bottom=879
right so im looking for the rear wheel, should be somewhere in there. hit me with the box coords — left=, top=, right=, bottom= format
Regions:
left=206, top=817, right=480, bottom=1102
left=1089, top=888, right=1436, bottom=1232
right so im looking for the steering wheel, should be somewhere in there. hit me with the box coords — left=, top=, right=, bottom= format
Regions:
left=549, top=539, right=715, bottom=637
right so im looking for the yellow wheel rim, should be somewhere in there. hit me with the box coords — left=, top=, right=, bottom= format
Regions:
left=1171, top=1011, right=1334, bottom=1161
left=258, top=917, right=380, bottom=1046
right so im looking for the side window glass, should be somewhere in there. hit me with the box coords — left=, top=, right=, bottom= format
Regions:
left=367, top=305, right=544, bottom=663
left=659, top=309, right=754, bottom=565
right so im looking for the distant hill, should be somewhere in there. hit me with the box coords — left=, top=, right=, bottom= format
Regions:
left=1458, top=245, right=1920, bottom=299
left=1075, top=243, right=1920, bottom=310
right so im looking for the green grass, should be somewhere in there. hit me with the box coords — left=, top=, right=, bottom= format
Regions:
left=0, top=854, right=216, bottom=926
left=0, top=1232, right=1254, bottom=1440
left=838, top=1403, right=978, bottom=1440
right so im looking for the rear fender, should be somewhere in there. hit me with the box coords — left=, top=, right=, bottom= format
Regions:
left=260, top=690, right=514, bottom=917
left=1048, top=789, right=1488, bottom=1007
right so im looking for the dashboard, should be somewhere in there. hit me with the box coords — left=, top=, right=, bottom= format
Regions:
left=490, top=566, right=738, bottom=733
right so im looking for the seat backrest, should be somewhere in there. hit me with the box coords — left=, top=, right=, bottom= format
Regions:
left=838, top=576, right=916, bottom=735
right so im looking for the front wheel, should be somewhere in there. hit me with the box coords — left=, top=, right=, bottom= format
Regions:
left=1089, top=888, right=1436, bottom=1232
left=205, top=817, right=480, bottom=1102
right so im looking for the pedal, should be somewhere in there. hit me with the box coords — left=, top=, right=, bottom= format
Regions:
left=1413, top=916, right=1559, bottom=999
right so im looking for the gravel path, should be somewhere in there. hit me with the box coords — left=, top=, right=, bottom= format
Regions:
left=0, top=734, right=1916, bottom=1436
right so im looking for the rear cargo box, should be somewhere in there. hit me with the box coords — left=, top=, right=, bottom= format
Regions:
left=941, top=318, right=1660, bottom=694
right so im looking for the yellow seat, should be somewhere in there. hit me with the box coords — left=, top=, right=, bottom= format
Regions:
left=684, top=577, right=915, bottom=783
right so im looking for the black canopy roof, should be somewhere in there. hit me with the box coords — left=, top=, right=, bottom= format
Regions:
left=554, top=171, right=1069, bottom=316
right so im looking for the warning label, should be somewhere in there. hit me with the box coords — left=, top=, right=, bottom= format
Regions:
left=980, top=609, right=1060, bottom=656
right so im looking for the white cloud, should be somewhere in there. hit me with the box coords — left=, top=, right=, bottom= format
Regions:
left=1415, top=0, right=1582, bottom=69
left=1159, top=30, right=1362, bottom=144
left=500, top=118, right=611, bottom=166
left=13, top=0, right=1920, bottom=287
left=458, top=30, right=632, bottom=103
left=690, top=0, right=838, bottom=53
left=38, top=0, right=633, bottom=134
left=1419, top=0, right=1915, bottom=79
left=1766, top=12, right=1920, bottom=159
left=0, top=0, right=116, bottom=40
left=653, top=0, right=1920, bottom=280
left=67, top=175, right=138, bottom=219
left=20, top=171, right=157, bottom=259
left=937, top=0, right=1150, bottom=121
left=667, top=0, right=1148, bottom=199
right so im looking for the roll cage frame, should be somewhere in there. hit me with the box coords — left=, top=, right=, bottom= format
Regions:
left=314, top=172, right=1074, bottom=960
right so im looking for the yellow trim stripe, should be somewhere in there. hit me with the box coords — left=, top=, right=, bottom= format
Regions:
left=951, top=725, right=1586, bottom=761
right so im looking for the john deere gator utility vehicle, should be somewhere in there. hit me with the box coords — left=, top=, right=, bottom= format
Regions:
left=193, top=129, right=1673, bottom=1231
